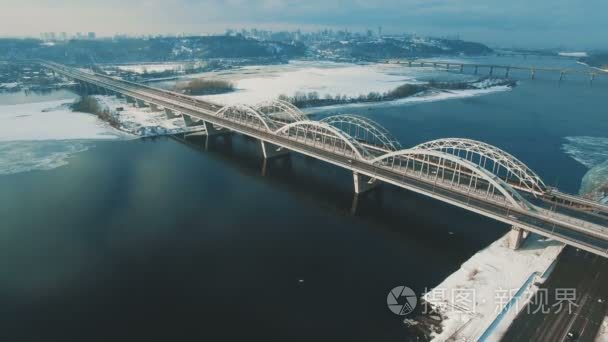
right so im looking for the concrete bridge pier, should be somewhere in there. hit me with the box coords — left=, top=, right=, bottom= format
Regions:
left=164, top=108, right=180, bottom=119
left=530, top=68, right=536, bottom=80
left=202, top=121, right=231, bottom=137
left=507, top=226, right=529, bottom=249
left=126, top=96, right=135, bottom=105
left=408, top=61, right=412, bottom=67
left=135, top=99, right=146, bottom=108
left=260, top=141, right=289, bottom=159
left=81, top=82, right=90, bottom=95
left=182, top=114, right=205, bottom=127
left=559, top=71, right=565, bottom=82
left=590, top=73, right=596, bottom=86
left=353, top=172, right=379, bottom=194
left=459, top=64, right=464, bottom=73
left=77, top=81, right=86, bottom=94
left=505, top=67, right=510, bottom=78
left=474, top=65, right=478, bottom=75
left=489, top=66, right=494, bottom=76
left=149, top=103, right=159, bottom=111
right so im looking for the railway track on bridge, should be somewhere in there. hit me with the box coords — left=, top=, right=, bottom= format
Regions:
left=38, top=60, right=608, bottom=257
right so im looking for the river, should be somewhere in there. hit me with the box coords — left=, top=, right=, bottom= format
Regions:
left=0, top=55, right=606, bottom=341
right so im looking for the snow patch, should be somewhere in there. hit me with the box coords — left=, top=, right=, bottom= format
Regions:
left=195, top=61, right=510, bottom=107
left=0, top=100, right=124, bottom=142
left=91, top=95, right=201, bottom=136
left=424, top=233, right=564, bottom=342
left=558, top=52, right=588, bottom=58
left=597, top=315, right=608, bottom=342
left=0, top=99, right=128, bottom=175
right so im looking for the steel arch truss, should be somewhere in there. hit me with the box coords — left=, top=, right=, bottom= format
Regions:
left=253, top=100, right=308, bottom=124
left=276, top=121, right=371, bottom=160
left=321, top=114, right=402, bottom=152
left=215, top=104, right=277, bottom=132
left=371, top=149, right=535, bottom=210
left=413, top=138, right=546, bottom=194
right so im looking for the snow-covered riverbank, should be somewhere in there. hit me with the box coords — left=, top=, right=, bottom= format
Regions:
left=191, top=61, right=512, bottom=107
left=424, top=233, right=564, bottom=341
left=0, top=95, right=197, bottom=175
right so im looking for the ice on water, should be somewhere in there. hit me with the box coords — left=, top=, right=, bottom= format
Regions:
left=562, top=136, right=608, bottom=199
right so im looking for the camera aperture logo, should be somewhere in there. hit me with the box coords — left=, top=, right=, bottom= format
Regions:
left=387, top=286, right=417, bottom=316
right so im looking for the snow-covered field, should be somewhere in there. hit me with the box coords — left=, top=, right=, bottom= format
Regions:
left=0, top=100, right=123, bottom=142
left=558, top=52, right=588, bottom=58
left=195, top=61, right=511, bottom=106
left=0, top=99, right=126, bottom=175
left=0, top=96, right=196, bottom=176
left=425, top=233, right=564, bottom=341
left=115, top=63, right=185, bottom=74
left=92, top=95, right=203, bottom=136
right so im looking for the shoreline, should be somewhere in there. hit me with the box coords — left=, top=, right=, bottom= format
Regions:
left=421, top=232, right=564, bottom=341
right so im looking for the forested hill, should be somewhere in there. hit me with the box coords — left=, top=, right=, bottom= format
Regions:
left=0, top=36, right=307, bottom=64
left=0, top=34, right=494, bottom=65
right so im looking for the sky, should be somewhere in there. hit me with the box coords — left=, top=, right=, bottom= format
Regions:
left=0, top=0, right=606, bottom=49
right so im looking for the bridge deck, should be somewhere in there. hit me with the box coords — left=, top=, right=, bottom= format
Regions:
left=39, top=60, right=608, bottom=257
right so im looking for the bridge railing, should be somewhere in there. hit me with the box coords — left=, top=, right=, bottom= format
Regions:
left=41, top=61, right=608, bottom=254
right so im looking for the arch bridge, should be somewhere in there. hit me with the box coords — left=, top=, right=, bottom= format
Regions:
left=39, top=60, right=608, bottom=257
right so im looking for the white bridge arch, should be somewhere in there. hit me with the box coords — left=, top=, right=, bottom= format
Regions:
left=321, top=114, right=402, bottom=152
left=215, top=104, right=277, bottom=132
left=413, top=138, right=546, bottom=194
left=371, top=148, right=535, bottom=210
left=275, top=120, right=371, bottom=160
left=253, top=100, right=308, bottom=123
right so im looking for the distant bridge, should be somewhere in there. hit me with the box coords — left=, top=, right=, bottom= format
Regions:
left=39, top=60, right=608, bottom=257
left=385, top=59, right=607, bottom=82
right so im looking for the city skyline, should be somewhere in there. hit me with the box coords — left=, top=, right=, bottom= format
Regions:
left=1, top=0, right=606, bottom=49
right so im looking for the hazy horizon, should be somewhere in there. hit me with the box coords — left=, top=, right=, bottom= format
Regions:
left=1, top=0, right=606, bottom=50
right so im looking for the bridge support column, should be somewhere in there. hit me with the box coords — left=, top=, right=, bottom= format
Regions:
left=353, top=172, right=379, bottom=194
left=489, top=66, right=494, bottom=76
left=183, top=114, right=205, bottom=127
left=474, top=65, right=478, bottom=75
left=260, top=141, right=289, bottom=159
left=505, top=67, right=510, bottom=78
left=149, top=103, right=159, bottom=111
left=164, top=108, right=180, bottom=119
left=459, top=64, right=464, bottom=73
left=507, top=226, right=528, bottom=250
left=203, top=120, right=231, bottom=137
left=126, top=96, right=135, bottom=105
left=135, top=99, right=146, bottom=108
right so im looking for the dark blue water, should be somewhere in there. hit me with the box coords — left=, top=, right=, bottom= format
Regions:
left=0, top=56, right=606, bottom=341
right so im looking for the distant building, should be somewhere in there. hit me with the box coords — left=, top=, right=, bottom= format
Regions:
left=88, top=32, right=96, bottom=40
